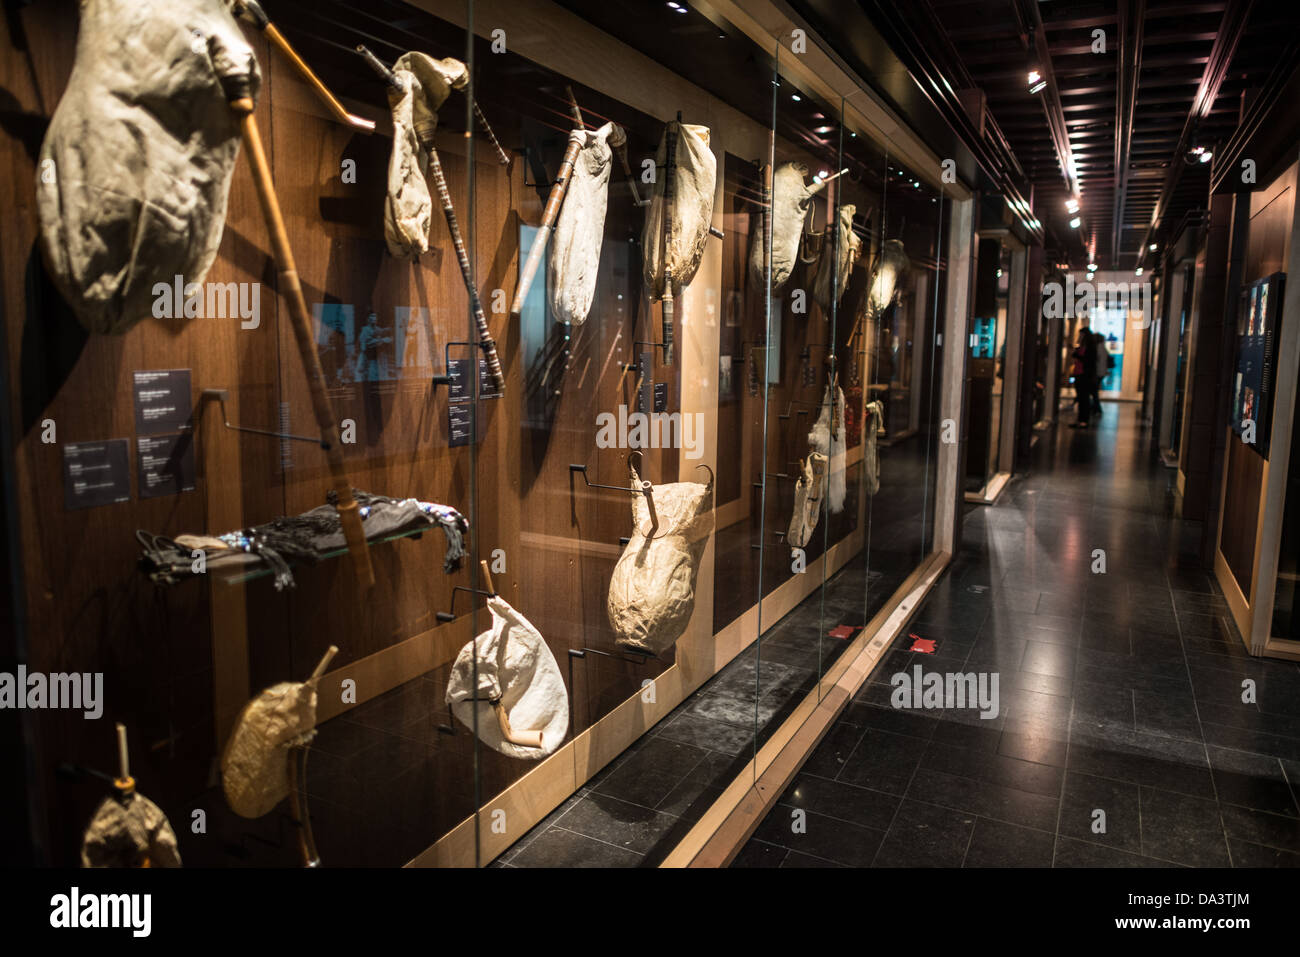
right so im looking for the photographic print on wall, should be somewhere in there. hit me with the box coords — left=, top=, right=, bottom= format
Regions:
left=1230, top=271, right=1285, bottom=459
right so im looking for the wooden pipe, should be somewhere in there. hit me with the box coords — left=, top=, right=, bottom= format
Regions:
left=473, top=100, right=510, bottom=166
left=480, top=559, right=495, bottom=596
left=226, top=88, right=375, bottom=590
left=112, top=722, right=135, bottom=796
left=426, top=143, right=507, bottom=395
left=235, top=0, right=375, bottom=132
left=807, top=167, right=850, bottom=197
left=509, top=131, right=583, bottom=318
left=492, top=700, right=543, bottom=749
left=658, top=123, right=679, bottom=366
left=565, top=85, right=585, bottom=129
left=308, top=645, right=339, bottom=683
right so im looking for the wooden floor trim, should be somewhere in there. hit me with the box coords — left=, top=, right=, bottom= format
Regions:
left=660, top=550, right=951, bottom=867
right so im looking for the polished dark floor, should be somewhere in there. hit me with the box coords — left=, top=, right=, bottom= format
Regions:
left=733, top=402, right=1300, bottom=867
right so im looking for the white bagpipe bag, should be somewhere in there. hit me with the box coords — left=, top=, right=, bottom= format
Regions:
left=749, top=161, right=828, bottom=293
left=446, top=596, right=568, bottom=760
left=809, top=383, right=848, bottom=514
left=786, top=451, right=828, bottom=551
left=36, top=0, right=260, bottom=334
left=813, top=203, right=861, bottom=314
left=641, top=122, right=716, bottom=299
left=608, top=465, right=714, bottom=656
left=549, top=122, right=615, bottom=325
left=384, top=52, right=468, bottom=259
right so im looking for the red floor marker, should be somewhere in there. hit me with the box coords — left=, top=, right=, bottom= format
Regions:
left=908, top=634, right=936, bottom=654
left=828, top=625, right=855, bottom=640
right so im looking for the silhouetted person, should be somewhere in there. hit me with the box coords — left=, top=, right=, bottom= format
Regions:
left=1070, top=325, right=1097, bottom=429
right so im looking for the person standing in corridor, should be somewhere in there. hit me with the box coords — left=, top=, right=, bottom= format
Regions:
left=1070, top=325, right=1097, bottom=429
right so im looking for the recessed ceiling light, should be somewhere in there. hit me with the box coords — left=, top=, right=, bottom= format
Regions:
left=791, top=94, right=801, bottom=102
left=1135, top=267, right=1144, bottom=277
left=1148, top=243, right=1157, bottom=251
left=1069, top=217, right=1081, bottom=228
left=1065, top=198, right=1079, bottom=213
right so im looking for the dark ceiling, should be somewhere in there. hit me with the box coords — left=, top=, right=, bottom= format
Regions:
left=918, top=0, right=1300, bottom=269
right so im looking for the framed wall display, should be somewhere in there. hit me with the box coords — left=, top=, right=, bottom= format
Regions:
left=1230, top=271, right=1286, bottom=459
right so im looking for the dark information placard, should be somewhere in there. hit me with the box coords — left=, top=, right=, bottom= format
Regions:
left=448, top=403, right=475, bottom=447
left=653, top=382, right=668, bottom=413
left=637, top=352, right=652, bottom=414
left=448, top=356, right=502, bottom=402
left=133, top=369, right=193, bottom=435
left=137, top=433, right=196, bottom=499
left=478, top=357, right=502, bottom=400
left=63, top=439, right=131, bottom=510
left=447, top=357, right=472, bottom=403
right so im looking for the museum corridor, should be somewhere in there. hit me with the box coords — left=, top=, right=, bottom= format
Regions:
left=732, top=403, right=1300, bottom=867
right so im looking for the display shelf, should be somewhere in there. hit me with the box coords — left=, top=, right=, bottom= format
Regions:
left=213, top=525, right=434, bottom=586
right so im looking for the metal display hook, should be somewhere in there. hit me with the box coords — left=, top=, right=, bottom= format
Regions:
left=568, top=449, right=654, bottom=495
left=201, top=388, right=326, bottom=448
left=570, top=451, right=658, bottom=536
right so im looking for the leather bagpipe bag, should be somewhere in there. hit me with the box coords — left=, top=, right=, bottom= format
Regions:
left=445, top=597, right=569, bottom=760
left=608, top=465, right=714, bottom=656
left=384, top=52, right=467, bottom=259
left=749, top=161, right=822, bottom=294
left=548, top=122, right=615, bottom=325
left=36, top=0, right=260, bottom=334
left=221, top=676, right=319, bottom=818
left=641, top=122, right=716, bottom=299
left=809, top=384, right=847, bottom=514
left=813, top=203, right=860, bottom=314
left=81, top=791, right=182, bottom=868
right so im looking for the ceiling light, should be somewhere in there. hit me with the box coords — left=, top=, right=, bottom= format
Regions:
left=1199, top=150, right=1212, bottom=163
left=791, top=94, right=801, bottom=102
left=814, top=126, right=833, bottom=134
left=816, top=170, right=829, bottom=180
left=1065, top=198, right=1079, bottom=213
left=1027, top=70, right=1046, bottom=95
left=1148, top=243, right=1157, bottom=251
left=1135, top=267, right=1144, bottom=277
left=1069, top=217, right=1081, bottom=228
left=1087, top=262, right=1097, bottom=272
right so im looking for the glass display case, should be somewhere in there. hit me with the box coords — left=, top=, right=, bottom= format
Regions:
left=1, top=0, right=968, bottom=868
